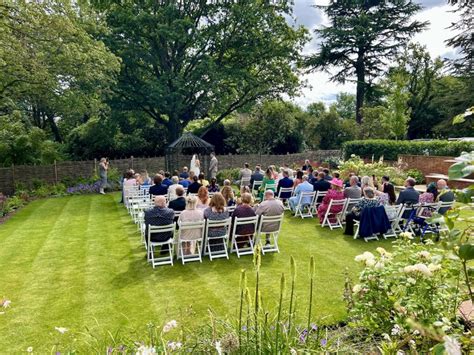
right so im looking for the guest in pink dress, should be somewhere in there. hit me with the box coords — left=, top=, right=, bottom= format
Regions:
left=317, top=178, right=345, bottom=223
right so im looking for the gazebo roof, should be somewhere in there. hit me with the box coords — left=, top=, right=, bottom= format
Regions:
left=166, top=132, right=214, bottom=152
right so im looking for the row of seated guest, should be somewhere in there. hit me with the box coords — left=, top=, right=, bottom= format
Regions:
left=144, top=191, right=284, bottom=256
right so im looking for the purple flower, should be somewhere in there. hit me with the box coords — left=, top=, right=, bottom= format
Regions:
left=270, top=325, right=275, bottom=330
left=311, top=323, right=318, bottom=331
left=242, top=325, right=247, bottom=331
left=320, top=338, right=327, bottom=347
left=107, top=347, right=113, bottom=354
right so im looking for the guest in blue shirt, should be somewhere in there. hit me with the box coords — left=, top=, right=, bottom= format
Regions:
left=162, top=172, right=173, bottom=187
left=149, top=175, right=168, bottom=196
left=277, top=170, right=294, bottom=199
left=179, top=167, right=189, bottom=179
left=179, top=178, right=190, bottom=188
left=289, top=176, right=314, bottom=212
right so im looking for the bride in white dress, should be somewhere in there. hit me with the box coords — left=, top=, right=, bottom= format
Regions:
left=190, top=154, right=200, bottom=177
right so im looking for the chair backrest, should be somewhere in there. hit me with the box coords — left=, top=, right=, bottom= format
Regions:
left=178, top=220, right=205, bottom=239
left=148, top=224, right=176, bottom=241
left=438, top=201, right=455, bottom=210
left=233, top=215, right=259, bottom=236
left=327, top=198, right=347, bottom=209
left=315, top=190, right=327, bottom=202
left=258, top=213, right=284, bottom=234
left=264, top=183, right=277, bottom=191
left=205, top=218, right=232, bottom=238
left=278, top=187, right=294, bottom=199
left=298, top=191, right=315, bottom=205
left=252, top=180, right=263, bottom=190
left=241, top=177, right=251, bottom=187
left=174, top=211, right=182, bottom=219
left=226, top=205, right=236, bottom=213
left=384, top=205, right=399, bottom=221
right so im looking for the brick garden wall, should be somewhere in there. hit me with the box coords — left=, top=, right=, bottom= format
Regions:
left=0, top=150, right=341, bottom=195
left=398, top=155, right=454, bottom=177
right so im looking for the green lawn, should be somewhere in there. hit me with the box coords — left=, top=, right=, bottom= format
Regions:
left=0, top=193, right=393, bottom=352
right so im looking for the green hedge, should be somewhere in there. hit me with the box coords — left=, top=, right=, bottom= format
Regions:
left=342, top=139, right=474, bottom=161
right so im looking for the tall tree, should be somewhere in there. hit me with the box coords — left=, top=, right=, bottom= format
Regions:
left=306, top=0, right=427, bottom=123
left=94, top=0, right=308, bottom=142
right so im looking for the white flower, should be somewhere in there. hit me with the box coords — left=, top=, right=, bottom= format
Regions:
left=167, top=341, right=182, bottom=351
left=428, top=263, right=442, bottom=273
left=407, top=277, right=416, bottom=285
left=382, top=333, right=391, bottom=341
left=215, top=341, right=222, bottom=355
left=396, top=350, right=405, bottom=355
left=365, top=258, right=376, bottom=267
left=400, top=232, right=414, bottom=240
left=27, top=347, right=33, bottom=353
left=136, top=345, right=157, bottom=355
left=376, top=247, right=387, bottom=255
left=417, top=251, right=431, bottom=260
left=55, top=327, right=68, bottom=334
left=433, top=321, right=443, bottom=327
left=404, top=263, right=432, bottom=277
left=391, top=324, right=402, bottom=336
left=412, top=330, right=420, bottom=336
left=2, top=299, right=11, bottom=308
left=443, top=336, right=461, bottom=355
left=352, top=284, right=362, bottom=294
left=290, top=349, right=297, bottom=355
left=409, top=340, right=416, bottom=348
left=375, top=261, right=385, bottom=269
left=162, top=320, right=178, bottom=333
left=354, top=251, right=375, bottom=263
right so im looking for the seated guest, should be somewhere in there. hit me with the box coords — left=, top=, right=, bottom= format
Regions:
left=162, top=172, right=173, bottom=187
left=179, top=177, right=190, bottom=189
left=277, top=170, right=294, bottom=198
left=283, top=164, right=294, bottom=178
left=196, top=186, right=210, bottom=210
left=140, top=170, right=152, bottom=186
left=344, top=176, right=362, bottom=199
left=223, top=179, right=232, bottom=187
left=436, top=179, right=455, bottom=215
left=250, top=165, right=264, bottom=190
left=344, top=187, right=381, bottom=235
left=123, top=170, right=137, bottom=204
left=396, top=178, right=420, bottom=205
left=255, top=190, right=284, bottom=244
left=178, top=195, right=204, bottom=255
left=204, top=193, right=230, bottom=250
left=323, top=168, right=332, bottom=181
left=312, top=172, right=331, bottom=201
left=232, top=192, right=256, bottom=248
left=239, top=163, right=252, bottom=186
left=381, top=176, right=396, bottom=204
left=307, top=166, right=314, bottom=180
left=317, top=178, right=345, bottom=223
left=221, top=186, right=236, bottom=207
left=418, top=182, right=436, bottom=217
left=208, top=177, right=220, bottom=193
left=168, top=186, right=186, bottom=212
left=259, top=168, right=276, bottom=200
left=293, top=170, right=304, bottom=188
left=187, top=176, right=202, bottom=194
left=179, top=167, right=189, bottom=179
left=144, top=196, right=175, bottom=250
left=198, top=173, right=209, bottom=187
left=426, top=181, right=439, bottom=200
left=289, top=175, right=313, bottom=212
left=360, top=175, right=374, bottom=190
left=149, top=175, right=168, bottom=196
left=168, top=176, right=181, bottom=201
left=188, top=171, right=195, bottom=182
left=269, top=165, right=279, bottom=180
left=302, top=159, right=311, bottom=172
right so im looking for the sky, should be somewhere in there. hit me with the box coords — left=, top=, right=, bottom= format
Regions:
left=290, top=0, right=461, bottom=108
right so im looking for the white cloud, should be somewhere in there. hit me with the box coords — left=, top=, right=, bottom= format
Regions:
left=292, top=2, right=461, bottom=108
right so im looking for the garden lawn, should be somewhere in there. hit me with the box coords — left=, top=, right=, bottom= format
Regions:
left=0, top=193, right=393, bottom=352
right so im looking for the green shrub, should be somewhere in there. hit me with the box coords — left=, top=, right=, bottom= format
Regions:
left=342, top=139, right=474, bottom=161
left=216, top=168, right=240, bottom=184
left=406, top=168, right=424, bottom=184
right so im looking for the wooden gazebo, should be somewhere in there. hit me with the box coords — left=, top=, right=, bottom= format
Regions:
left=165, top=132, right=214, bottom=175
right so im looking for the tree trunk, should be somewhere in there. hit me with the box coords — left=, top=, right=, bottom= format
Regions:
left=47, top=113, right=63, bottom=143
left=167, top=114, right=182, bottom=143
left=355, top=50, right=366, bottom=124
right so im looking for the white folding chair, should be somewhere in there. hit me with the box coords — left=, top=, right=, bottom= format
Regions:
left=231, top=216, right=259, bottom=257
left=251, top=181, right=263, bottom=199
left=294, top=191, right=316, bottom=219
left=383, top=205, right=402, bottom=239
left=226, top=205, right=236, bottom=214
left=340, top=198, right=362, bottom=223
left=310, top=191, right=328, bottom=215
left=321, top=199, right=347, bottom=230
left=204, top=218, right=232, bottom=260
left=277, top=187, right=294, bottom=210
left=240, top=177, right=251, bottom=188
left=256, top=213, right=284, bottom=254
left=147, top=224, right=175, bottom=268
left=263, top=183, right=277, bottom=192
left=177, top=220, right=205, bottom=264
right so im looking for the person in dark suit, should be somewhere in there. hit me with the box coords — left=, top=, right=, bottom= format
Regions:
left=381, top=176, right=396, bottom=204
left=276, top=170, right=294, bottom=198
left=168, top=186, right=186, bottom=211
left=149, top=175, right=168, bottom=196
left=179, top=167, right=189, bottom=180
left=312, top=172, right=331, bottom=203
left=162, top=172, right=173, bottom=187
left=250, top=165, right=264, bottom=190
left=396, top=178, right=420, bottom=205
left=187, top=175, right=202, bottom=194
left=323, top=168, right=332, bottom=181
left=144, top=196, right=175, bottom=250
left=436, top=179, right=455, bottom=215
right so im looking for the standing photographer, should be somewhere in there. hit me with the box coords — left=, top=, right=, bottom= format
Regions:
left=99, top=157, right=109, bottom=195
